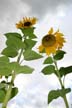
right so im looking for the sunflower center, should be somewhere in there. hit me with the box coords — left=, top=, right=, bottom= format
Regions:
left=24, top=21, right=32, bottom=26
left=42, top=35, right=56, bottom=47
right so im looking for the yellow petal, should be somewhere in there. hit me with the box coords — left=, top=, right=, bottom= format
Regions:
left=45, top=48, right=51, bottom=55
left=48, top=27, right=53, bottom=34
left=45, top=46, right=57, bottom=55
left=32, top=17, right=38, bottom=24
left=56, top=33, right=64, bottom=37
left=38, top=45, right=44, bottom=52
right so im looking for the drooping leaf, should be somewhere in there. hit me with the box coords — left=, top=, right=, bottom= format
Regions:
left=16, top=65, right=34, bottom=74
left=23, top=49, right=43, bottom=60
left=24, top=39, right=37, bottom=50
left=10, top=87, right=18, bottom=99
left=59, top=66, right=72, bottom=77
left=8, top=62, right=34, bottom=74
left=42, top=65, right=56, bottom=75
left=0, top=89, right=6, bottom=103
left=43, top=57, right=53, bottom=64
left=21, top=27, right=37, bottom=39
left=4, top=32, right=22, bottom=40
left=2, top=47, right=18, bottom=58
left=48, top=88, right=71, bottom=104
left=54, top=50, right=66, bottom=60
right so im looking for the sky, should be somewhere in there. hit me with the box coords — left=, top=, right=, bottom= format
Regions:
left=0, top=0, right=72, bottom=108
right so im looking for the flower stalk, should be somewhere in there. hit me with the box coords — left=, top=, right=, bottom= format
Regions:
left=53, top=56, right=69, bottom=108
left=2, top=49, right=23, bottom=108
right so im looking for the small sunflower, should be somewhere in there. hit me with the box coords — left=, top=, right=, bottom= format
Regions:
left=38, top=28, right=66, bottom=55
left=16, top=17, right=37, bottom=29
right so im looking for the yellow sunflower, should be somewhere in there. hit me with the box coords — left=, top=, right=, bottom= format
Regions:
left=38, top=28, right=66, bottom=55
left=16, top=17, right=37, bottom=29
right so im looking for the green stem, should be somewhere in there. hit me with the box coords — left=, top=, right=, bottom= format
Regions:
left=2, top=49, right=23, bottom=108
left=53, top=57, right=69, bottom=108
left=63, top=95, right=69, bottom=108
left=17, top=49, right=23, bottom=63
left=2, top=72, right=15, bottom=108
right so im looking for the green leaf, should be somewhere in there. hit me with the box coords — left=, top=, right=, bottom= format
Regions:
left=2, top=47, right=18, bottom=58
left=21, top=27, right=37, bottom=39
left=0, top=56, right=12, bottom=76
left=23, top=49, right=43, bottom=60
left=0, top=83, right=6, bottom=89
left=24, top=39, right=37, bottom=50
left=42, top=65, right=55, bottom=75
left=43, top=57, right=53, bottom=64
left=0, top=89, right=6, bottom=103
left=4, top=32, right=22, bottom=40
left=0, top=67, right=12, bottom=76
left=59, top=66, right=72, bottom=77
left=48, top=88, right=71, bottom=104
left=8, top=62, right=34, bottom=74
left=54, top=50, right=66, bottom=60
left=0, top=56, right=9, bottom=67
left=16, top=65, right=34, bottom=74
left=4, top=32, right=24, bottom=51
left=0, top=56, right=9, bottom=63
left=8, top=62, right=20, bottom=71
left=6, top=36, right=23, bottom=51
left=10, top=87, right=18, bottom=99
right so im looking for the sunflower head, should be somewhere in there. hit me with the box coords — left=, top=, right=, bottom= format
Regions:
left=16, top=17, right=37, bottom=29
left=38, top=28, right=66, bottom=55
left=42, top=34, right=56, bottom=47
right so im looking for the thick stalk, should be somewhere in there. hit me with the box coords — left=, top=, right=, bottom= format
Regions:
left=53, top=57, right=69, bottom=108
left=2, top=72, right=15, bottom=108
left=17, top=49, right=23, bottom=63
left=2, top=49, right=23, bottom=108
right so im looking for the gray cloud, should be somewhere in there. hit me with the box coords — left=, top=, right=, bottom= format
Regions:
left=0, top=0, right=17, bottom=20
left=22, top=0, right=72, bottom=17
left=0, top=0, right=30, bottom=19
left=0, top=0, right=72, bottom=22
left=0, top=0, right=30, bottom=33
left=0, top=0, right=72, bottom=33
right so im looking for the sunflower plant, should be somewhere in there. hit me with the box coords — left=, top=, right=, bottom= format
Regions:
left=0, top=17, right=72, bottom=108
left=0, top=17, right=42, bottom=108
left=38, top=28, right=72, bottom=108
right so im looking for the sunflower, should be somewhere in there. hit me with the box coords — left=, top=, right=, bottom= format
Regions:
left=16, top=17, right=37, bottom=29
left=38, top=28, right=66, bottom=55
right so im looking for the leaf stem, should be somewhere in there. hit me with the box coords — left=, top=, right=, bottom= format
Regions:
left=2, top=49, right=23, bottom=108
left=53, top=56, right=69, bottom=108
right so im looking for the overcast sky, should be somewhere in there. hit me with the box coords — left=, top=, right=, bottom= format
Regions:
left=0, top=0, right=72, bottom=108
